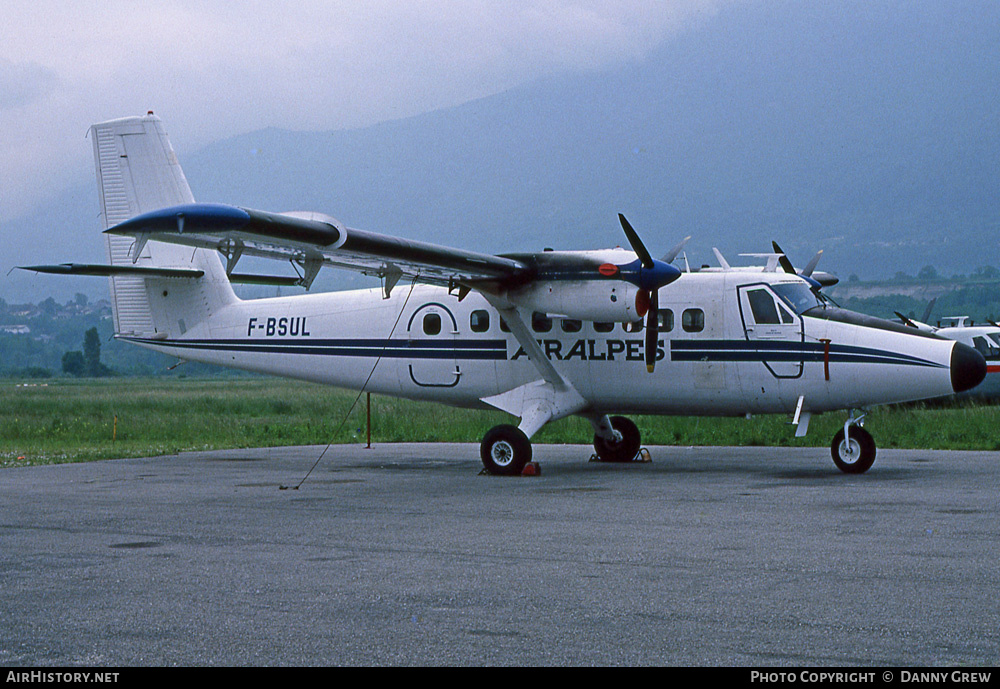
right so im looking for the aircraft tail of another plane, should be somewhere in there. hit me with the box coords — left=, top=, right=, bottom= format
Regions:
left=91, top=114, right=237, bottom=338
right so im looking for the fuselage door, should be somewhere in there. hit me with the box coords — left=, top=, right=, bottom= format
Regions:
left=737, top=283, right=804, bottom=378
left=406, top=302, right=461, bottom=388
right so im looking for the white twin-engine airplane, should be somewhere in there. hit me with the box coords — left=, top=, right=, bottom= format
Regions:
left=895, top=308, right=1000, bottom=397
left=24, top=114, right=986, bottom=476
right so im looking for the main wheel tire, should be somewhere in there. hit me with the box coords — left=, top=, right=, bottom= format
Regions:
left=481, top=425, right=532, bottom=476
left=830, top=426, right=876, bottom=474
left=593, top=415, right=641, bottom=463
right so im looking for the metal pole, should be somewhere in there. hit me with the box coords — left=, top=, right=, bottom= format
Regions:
left=366, top=392, right=371, bottom=448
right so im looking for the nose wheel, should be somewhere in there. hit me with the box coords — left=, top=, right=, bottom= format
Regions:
left=830, top=425, right=876, bottom=474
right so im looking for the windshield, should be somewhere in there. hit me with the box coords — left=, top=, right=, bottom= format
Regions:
left=771, top=282, right=825, bottom=315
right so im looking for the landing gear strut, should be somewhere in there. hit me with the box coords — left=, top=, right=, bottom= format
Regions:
left=830, top=412, right=876, bottom=474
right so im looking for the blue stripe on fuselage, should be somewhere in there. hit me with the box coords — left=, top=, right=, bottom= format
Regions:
left=121, top=336, right=508, bottom=360
left=121, top=336, right=945, bottom=369
left=670, top=340, right=946, bottom=368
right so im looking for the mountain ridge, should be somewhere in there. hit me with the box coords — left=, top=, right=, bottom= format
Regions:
left=6, top=1, right=998, bottom=303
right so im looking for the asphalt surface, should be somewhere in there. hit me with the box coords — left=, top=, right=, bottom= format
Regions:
left=1, top=443, right=998, bottom=667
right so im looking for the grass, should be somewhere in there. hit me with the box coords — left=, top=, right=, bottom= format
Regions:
left=2, top=377, right=999, bottom=468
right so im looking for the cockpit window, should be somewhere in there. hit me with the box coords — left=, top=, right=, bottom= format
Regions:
left=772, top=283, right=824, bottom=315
left=973, top=336, right=1000, bottom=359
left=747, top=289, right=781, bottom=324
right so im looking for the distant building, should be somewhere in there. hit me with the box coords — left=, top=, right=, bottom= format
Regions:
left=0, top=324, right=30, bottom=335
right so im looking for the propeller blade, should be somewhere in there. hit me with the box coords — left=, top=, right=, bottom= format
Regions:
left=801, top=250, right=823, bottom=278
left=771, top=241, right=797, bottom=275
left=645, top=288, right=659, bottom=373
left=618, top=214, right=654, bottom=268
left=661, top=235, right=692, bottom=264
left=772, top=240, right=831, bottom=289
left=895, top=311, right=917, bottom=328
left=922, top=298, right=937, bottom=324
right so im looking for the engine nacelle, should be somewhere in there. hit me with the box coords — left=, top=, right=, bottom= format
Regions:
left=505, top=280, right=644, bottom=323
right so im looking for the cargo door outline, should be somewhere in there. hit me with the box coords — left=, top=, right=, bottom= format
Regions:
left=737, top=283, right=804, bottom=379
left=407, top=302, right=461, bottom=387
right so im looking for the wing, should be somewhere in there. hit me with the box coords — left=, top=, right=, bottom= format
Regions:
left=103, top=202, right=529, bottom=292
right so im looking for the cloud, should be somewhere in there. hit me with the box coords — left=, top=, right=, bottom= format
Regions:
left=0, top=0, right=726, bottom=221
left=0, top=59, right=59, bottom=110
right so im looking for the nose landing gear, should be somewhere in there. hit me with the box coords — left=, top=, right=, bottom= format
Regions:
left=831, top=411, right=876, bottom=474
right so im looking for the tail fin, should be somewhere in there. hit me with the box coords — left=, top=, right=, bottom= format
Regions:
left=91, top=114, right=237, bottom=337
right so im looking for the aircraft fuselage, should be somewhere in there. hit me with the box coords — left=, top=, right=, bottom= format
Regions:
left=120, top=272, right=966, bottom=419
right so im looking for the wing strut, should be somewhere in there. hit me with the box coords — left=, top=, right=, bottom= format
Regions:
left=479, top=295, right=587, bottom=439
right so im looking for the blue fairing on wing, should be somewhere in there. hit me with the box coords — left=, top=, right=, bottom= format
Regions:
left=108, top=203, right=252, bottom=235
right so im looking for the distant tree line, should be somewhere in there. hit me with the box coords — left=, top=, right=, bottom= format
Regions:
left=887, top=264, right=999, bottom=283
left=61, top=327, right=113, bottom=378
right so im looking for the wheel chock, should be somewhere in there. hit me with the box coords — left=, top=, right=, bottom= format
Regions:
left=588, top=450, right=652, bottom=463
left=521, top=462, right=541, bottom=476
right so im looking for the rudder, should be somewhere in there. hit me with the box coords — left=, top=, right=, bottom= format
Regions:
left=91, top=114, right=236, bottom=338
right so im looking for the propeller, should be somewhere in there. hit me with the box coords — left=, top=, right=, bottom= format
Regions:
left=922, top=298, right=937, bottom=325
left=617, top=214, right=684, bottom=372
left=897, top=298, right=937, bottom=330
left=771, top=241, right=839, bottom=289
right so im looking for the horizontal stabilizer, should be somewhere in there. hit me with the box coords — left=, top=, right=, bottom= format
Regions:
left=19, top=263, right=204, bottom=278
left=227, top=273, right=302, bottom=286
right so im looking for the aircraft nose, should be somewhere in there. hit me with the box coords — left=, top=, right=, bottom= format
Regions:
left=951, top=342, right=987, bottom=393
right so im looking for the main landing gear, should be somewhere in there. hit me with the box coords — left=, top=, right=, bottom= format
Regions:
left=830, top=411, right=876, bottom=474
left=480, top=425, right=533, bottom=476
left=480, top=415, right=642, bottom=475
left=591, top=415, right=641, bottom=464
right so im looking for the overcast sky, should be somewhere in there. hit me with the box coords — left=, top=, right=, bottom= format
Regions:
left=1, top=0, right=730, bottom=223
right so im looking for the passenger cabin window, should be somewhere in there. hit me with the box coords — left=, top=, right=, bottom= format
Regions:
left=499, top=317, right=510, bottom=333
left=657, top=309, right=674, bottom=332
left=532, top=312, right=552, bottom=333
left=593, top=322, right=614, bottom=333
left=470, top=309, right=490, bottom=333
left=624, top=320, right=643, bottom=333
left=423, top=312, right=442, bottom=335
left=682, top=308, right=704, bottom=333
left=561, top=319, right=582, bottom=333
